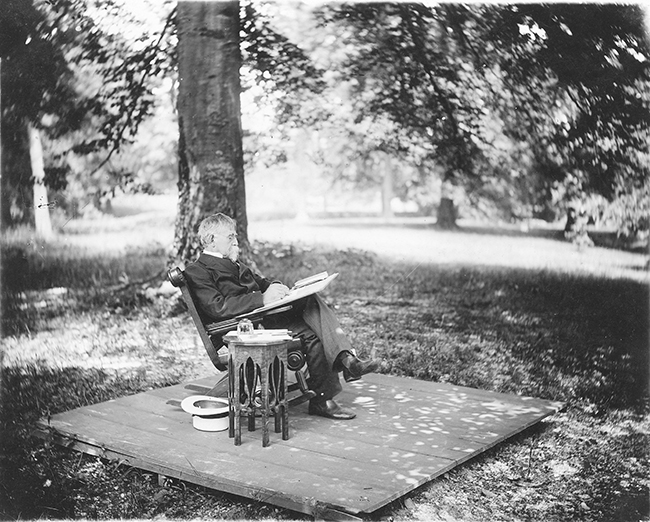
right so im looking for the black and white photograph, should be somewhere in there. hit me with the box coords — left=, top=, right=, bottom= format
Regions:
left=1, top=1, right=648, bottom=520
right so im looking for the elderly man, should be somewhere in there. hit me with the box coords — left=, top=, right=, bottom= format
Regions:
left=184, top=213, right=380, bottom=420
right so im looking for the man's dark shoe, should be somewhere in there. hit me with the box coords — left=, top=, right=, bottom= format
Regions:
left=308, top=399, right=356, bottom=420
left=341, top=355, right=381, bottom=383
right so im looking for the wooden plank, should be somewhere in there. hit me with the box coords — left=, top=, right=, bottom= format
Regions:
left=43, top=391, right=459, bottom=495
left=347, top=375, right=563, bottom=416
left=143, top=377, right=493, bottom=460
left=32, top=425, right=338, bottom=519
left=38, top=374, right=564, bottom=518
left=339, top=377, right=562, bottom=432
left=95, top=389, right=484, bottom=462
left=155, top=373, right=562, bottom=446
left=39, top=415, right=456, bottom=517
left=362, top=373, right=562, bottom=406
left=45, top=397, right=457, bottom=494
left=283, top=380, right=560, bottom=455
left=61, top=373, right=561, bottom=483
left=39, top=412, right=396, bottom=515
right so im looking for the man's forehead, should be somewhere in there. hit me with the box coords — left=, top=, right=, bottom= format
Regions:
left=215, top=223, right=235, bottom=233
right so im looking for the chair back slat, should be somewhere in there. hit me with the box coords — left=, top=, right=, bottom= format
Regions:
left=168, top=267, right=222, bottom=369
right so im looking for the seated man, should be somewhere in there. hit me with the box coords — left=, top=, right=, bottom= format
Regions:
left=184, top=213, right=380, bottom=420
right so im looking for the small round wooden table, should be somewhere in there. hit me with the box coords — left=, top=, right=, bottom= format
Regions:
left=226, top=338, right=291, bottom=447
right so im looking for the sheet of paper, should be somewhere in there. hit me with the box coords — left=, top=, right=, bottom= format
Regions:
left=224, top=330, right=293, bottom=343
left=244, top=272, right=339, bottom=316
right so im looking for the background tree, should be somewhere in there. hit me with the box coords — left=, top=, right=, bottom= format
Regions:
left=3, top=0, right=327, bottom=259
left=3, top=1, right=647, bottom=249
left=305, top=3, right=649, bottom=236
left=307, top=4, right=494, bottom=228
left=1, top=0, right=174, bottom=231
left=487, top=4, right=650, bottom=239
left=1, top=0, right=83, bottom=232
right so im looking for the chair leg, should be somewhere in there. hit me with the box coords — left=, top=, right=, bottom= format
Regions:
left=295, top=370, right=310, bottom=394
left=288, top=370, right=317, bottom=406
left=203, top=373, right=229, bottom=397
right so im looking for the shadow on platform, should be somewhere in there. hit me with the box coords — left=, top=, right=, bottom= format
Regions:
left=36, top=373, right=563, bottom=520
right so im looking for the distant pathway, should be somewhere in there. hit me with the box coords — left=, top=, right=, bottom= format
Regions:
left=249, top=217, right=649, bottom=282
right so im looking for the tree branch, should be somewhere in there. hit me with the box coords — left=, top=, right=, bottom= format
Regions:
left=87, top=8, right=176, bottom=178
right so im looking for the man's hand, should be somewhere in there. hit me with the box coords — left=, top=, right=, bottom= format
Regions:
left=262, top=283, right=290, bottom=305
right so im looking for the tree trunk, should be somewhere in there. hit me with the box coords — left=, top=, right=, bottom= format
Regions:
left=381, top=153, right=394, bottom=219
left=436, top=177, right=457, bottom=229
left=437, top=198, right=457, bottom=228
left=1, top=116, right=31, bottom=230
left=173, top=1, right=247, bottom=264
left=28, top=123, right=54, bottom=239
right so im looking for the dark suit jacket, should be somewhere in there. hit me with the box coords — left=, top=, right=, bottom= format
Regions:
left=184, top=253, right=275, bottom=321
left=185, top=253, right=349, bottom=399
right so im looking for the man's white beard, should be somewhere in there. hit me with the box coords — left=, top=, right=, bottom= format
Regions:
left=227, top=246, right=240, bottom=262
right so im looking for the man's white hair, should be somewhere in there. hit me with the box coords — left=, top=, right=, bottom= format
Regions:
left=198, top=213, right=235, bottom=247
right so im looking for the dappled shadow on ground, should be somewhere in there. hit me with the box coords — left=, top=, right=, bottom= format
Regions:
left=2, top=237, right=649, bottom=521
left=346, top=261, right=649, bottom=412
left=249, top=241, right=650, bottom=412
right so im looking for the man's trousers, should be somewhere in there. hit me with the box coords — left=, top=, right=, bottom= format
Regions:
left=263, top=294, right=353, bottom=400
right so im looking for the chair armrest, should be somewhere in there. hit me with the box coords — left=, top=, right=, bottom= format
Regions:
left=167, top=266, right=185, bottom=287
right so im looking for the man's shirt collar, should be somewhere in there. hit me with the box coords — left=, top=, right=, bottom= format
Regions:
left=203, top=250, right=224, bottom=258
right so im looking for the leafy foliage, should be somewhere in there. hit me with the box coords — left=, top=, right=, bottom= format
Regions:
left=1, top=0, right=176, bottom=226
left=240, top=1, right=326, bottom=128
left=1, top=0, right=82, bottom=224
left=300, top=3, right=650, bottom=233
left=3, top=1, right=648, bottom=239
left=315, top=5, right=490, bottom=179
left=483, top=4, right=650, bottom=234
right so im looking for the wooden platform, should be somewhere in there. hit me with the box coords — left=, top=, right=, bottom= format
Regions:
left=35, top=374, right=563, bottom=519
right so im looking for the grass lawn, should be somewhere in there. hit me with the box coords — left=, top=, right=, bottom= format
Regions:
left=1, top=212, right=648, bottom=521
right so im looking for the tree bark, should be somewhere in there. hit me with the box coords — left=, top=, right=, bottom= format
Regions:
left=381, top=152, right=394, bottom=219
left=173, top=1, right=247, bottom=264
left=436, top=177, right=457, bottom=229
left=437, top=197, right=457, bottom=228
left=28, top=123, right=54, bottom=239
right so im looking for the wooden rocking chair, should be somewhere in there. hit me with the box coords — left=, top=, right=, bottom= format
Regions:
left=167, top=266, right=316, bottom=406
